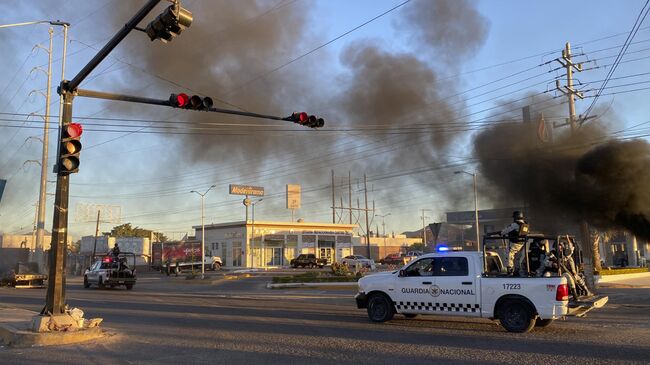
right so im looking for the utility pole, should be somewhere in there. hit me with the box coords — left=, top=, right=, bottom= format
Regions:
left=348, top=171, right=352, bottom=224
left=0, top=20, right=70, bottom=274
left=555, top=42, right=583, bottom=132
left=364, top=174, right=371, bottom=259
left=91, top=210, right=101, bottom=259
left=331, top=170, right=335, bottom=224
left=421, top=209, right=431, bottom=247
left=34, top=28, right=54, bottom=273
left=555, top=42, right=596, bottom=289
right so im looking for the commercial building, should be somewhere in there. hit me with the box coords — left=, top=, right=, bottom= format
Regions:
left=79, top=236, right=151, bottom=265
left=353, top=235, right=423, bottom=261
left=193, top=221, right=356, bottom=269
left=0, top=231, right=53, bottom=251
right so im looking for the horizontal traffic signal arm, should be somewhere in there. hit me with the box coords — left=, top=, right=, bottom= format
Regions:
left=75, top=88, right=324, bottom=128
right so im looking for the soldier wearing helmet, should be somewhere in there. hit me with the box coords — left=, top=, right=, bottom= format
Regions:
left=501, top=211, right=530, bottom=276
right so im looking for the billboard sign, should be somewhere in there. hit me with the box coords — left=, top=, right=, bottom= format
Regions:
left=286, top=184, right=301, bottom=209
left=229, top=184, right=264, bottom=197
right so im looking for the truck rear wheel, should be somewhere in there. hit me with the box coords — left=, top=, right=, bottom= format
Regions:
left=498, top=300, right=535, bottom=333
left=535, top=318, right=554, bottom=328
left=367, top=293, right=395, bottom=323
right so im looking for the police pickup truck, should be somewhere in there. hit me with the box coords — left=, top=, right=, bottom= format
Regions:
left=84, top=253, right=137, bottom=290
left=355, top=250, right=608, bottom=333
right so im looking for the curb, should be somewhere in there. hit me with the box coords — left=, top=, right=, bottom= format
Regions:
left=266, top=282, right=358, bottom=289
left=0, top=324, right=104, bottom=348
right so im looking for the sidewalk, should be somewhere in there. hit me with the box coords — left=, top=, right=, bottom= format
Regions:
left=0, top=305, right=104, bottom=348
left=597, top=272, right=650, bottom=288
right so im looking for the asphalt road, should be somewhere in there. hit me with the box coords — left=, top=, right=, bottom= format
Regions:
left=1, top=272, right=649, bottom=365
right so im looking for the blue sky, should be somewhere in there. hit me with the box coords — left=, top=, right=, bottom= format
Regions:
left=0, top=0, right=648, bottom=240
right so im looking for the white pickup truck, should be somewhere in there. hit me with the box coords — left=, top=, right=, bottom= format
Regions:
left=355, top=251, right=608, bottom=332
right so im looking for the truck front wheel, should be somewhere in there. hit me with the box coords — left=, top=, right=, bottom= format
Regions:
left=367, top=293, right=395, bottom=323
left=83, top=276, right=90, bottom=288
left=498, top=300, right=535, bottom=333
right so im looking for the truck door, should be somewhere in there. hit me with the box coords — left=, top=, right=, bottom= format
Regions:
left=431, top=256, right=480, bottom=316
left=393, top=257, right=436, bottom=314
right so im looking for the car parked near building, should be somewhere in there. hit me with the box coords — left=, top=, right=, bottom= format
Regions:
left=341, top=255, right=376, bottom=270
left=380, top=253, right=406, bottom=266
left=290, top=254, right=327, bottom=268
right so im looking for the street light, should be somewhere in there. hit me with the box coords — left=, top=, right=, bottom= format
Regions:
left=455, top=170, right=480, bottom=251
left=1, top=20, right=70, bottom=273
left=191, top=184, right=216, bottom=279
left=250, top=198, right=263, bottom=269
left=376, top=213, right=391, bottom=257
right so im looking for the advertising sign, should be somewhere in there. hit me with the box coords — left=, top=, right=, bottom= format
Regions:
left=286, top=184, right=301, bottom=209
left=229, top=184, right=264, bottom=196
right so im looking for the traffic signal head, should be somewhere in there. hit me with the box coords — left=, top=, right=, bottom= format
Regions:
left=170, top=93, right=213, bottom=110
left=286, top=112, right=324, bottom=128
left=170, top=93, right=190, bottom=108
left=59, top=122, right=83, bottom=174
left=145, top=4, right=193, bottom=43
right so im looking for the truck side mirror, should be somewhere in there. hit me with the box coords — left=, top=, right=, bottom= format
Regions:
left=398, top=269, right=406, bottom=277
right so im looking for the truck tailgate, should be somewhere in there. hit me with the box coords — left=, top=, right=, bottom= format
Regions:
left=568, top=295, right=609, bottom=317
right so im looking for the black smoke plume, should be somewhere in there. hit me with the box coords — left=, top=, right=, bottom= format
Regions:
left=473, top=97, right=650, bottom=239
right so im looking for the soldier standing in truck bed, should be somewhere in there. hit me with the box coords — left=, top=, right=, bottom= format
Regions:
left=500, top=211, right=530, bottom=276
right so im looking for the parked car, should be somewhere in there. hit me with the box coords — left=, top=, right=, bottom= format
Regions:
left=379, top=253, right=406, bottom=266
left=290, top=254, right=327, bottom=268
left=341, top=255, right=376, bottom=270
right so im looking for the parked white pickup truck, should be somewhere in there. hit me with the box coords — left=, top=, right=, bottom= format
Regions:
left=355, top=251, right=608, bottom=332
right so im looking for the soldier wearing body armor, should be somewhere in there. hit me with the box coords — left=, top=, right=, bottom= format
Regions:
left=500, top=211, right=530, bottom=276
left=537, top=237, right=593, bottom=300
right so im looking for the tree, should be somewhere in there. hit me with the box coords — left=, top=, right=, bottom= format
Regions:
left=69, top=239, right=81, bottom=254
left=153, top=232, right=168, bottom=243
left=408, top=242, right=425, bottom=252
left=107, top=223, right=166, bottom=242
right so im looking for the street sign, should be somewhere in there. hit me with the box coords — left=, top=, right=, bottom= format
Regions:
left=229, top=184, right=264, bottom=197
left=286, top=184, right=301, bottom=209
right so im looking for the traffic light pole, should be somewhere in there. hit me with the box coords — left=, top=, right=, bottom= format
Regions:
left=43, top=91, right=73, bottom=315
left=44, top=0, right=162, bottom=316
left=43, top=0, right=320, bottom=316
left=75, top=88, right=296, bottom=122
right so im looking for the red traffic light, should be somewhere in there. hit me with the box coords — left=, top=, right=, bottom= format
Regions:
left=285, top=112, right=324, bottom=128
left=66, top=123, right=83, bottom=138
left=170, top=93, right=190, bottom=108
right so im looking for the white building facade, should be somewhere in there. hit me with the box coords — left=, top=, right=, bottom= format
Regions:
left=193, top=221, right=356, bottom=269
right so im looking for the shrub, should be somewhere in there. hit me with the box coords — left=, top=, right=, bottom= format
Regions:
left=597, top=267, right=649, bottom=276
